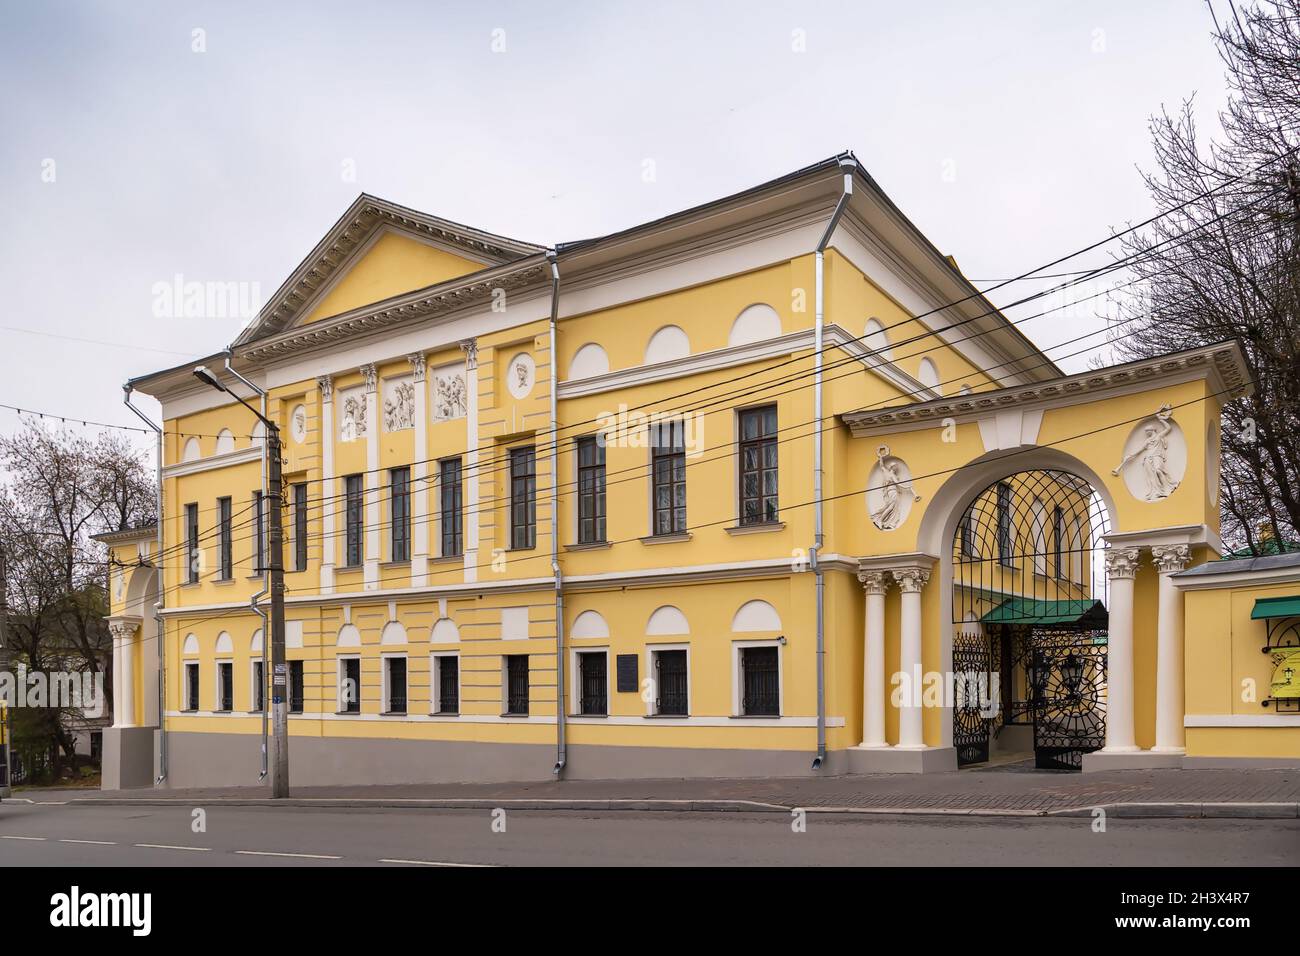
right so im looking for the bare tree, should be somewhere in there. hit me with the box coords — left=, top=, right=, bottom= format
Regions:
left=1111, top=0, right=1300, bottom=553
left=0, top=423, right=154, bottom=781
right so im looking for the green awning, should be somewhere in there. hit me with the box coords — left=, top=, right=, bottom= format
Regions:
left=1251, top=596, right=1300, bottom=620
left=981, top=598, right=1108, bottom=627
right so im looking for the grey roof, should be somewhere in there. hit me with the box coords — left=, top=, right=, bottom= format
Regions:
left=1173, top=550, right=1300, bottom=578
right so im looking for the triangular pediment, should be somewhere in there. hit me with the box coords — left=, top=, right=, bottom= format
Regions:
left=234, top=194, right=542, bottom=347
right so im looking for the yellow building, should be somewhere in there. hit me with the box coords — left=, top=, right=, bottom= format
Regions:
left=97, top=154, right=1296, bottom=789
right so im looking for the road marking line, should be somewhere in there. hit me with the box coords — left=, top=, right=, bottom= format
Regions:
left=378, top=858, right=492, bottom=867
left=134, top=843, right=211, bottom=852
left=1, top=835, right=46, bottom=841
left=59, top=839, right=117, bottom=845
left=234, top=850, right=342, bottom=860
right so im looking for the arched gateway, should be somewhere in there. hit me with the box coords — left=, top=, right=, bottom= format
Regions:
left=950, top=468, right=1111, bottom=769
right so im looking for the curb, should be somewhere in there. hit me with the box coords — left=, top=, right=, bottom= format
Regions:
left=61, top=796, right=1300, bottom=819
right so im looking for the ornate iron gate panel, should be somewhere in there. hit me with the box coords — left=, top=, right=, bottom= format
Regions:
left=953, top=625, right=999, bottom=766
left=1029, top=628, right=1108, bottom=770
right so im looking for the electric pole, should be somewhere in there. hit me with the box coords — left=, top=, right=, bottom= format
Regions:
left=266, top=423, right=289, bottom=798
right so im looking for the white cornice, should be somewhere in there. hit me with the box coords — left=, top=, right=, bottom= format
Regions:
left=557, top=324, right=935, bottom=401
left=841, top=341, right=1251, bottom=437
left=163, top=445, right=263, bottom=478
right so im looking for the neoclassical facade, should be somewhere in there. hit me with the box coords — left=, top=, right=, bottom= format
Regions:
left=98, top=155, right=1297, bottom=789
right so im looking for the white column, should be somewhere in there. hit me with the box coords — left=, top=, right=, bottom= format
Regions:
left=461, top=340, right=479, bottom=584
left=858, top=571, right=890, bottom=748
left=115, top=623, right=136, bottom=728
left=892, top=566, right=930, bottom=749
left=409, top=352, right=429, bottom=586
left=317, top=376, right=336, bottom=594
left=1102, top=546, right=1141, bottom=753
left=111, top=625, right=125, bottom=726
left=361, top=363, right=380, bottom=591
left=1152, top=544, right=1190, bottom=754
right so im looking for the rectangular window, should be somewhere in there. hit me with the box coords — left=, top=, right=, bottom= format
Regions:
left=505, top=654, right=529, bottom=715
left=293, top=482, right=308, bottom=572
left=653, top=649, right=688, bottom=716
left=339, top=657, right=361, bottom=714
left=440, top=458, right=463, bottom=557
left=390, top=467, right=410, bottom=563
left=345, top=474, right=363, bottom=567
left=738, top=406, right=778, bottom=525
left=958, top=510, right=975, bottom=558
left=252, top=490, right=265, bottom=574
left=185, top=503, right=200, bottom=584
left=651, top=421, right=687, bottom=535
left=996, top=482, right=1014, bottom=567
left=217, top=661, right=233, bottom=713
left=384, top=657, right=407, bottom=714
left=509, top=447, right=536, bottom=550
left=578, top=651, right=608, bottom=716
left=217, top=497, right=233, bottom=579
left=184, top=662, right=200, bottom=711
left=576, top=436, right=606, bottom=544
left=289, top=660, right=304, bottom=714
left=740, top=646, right=780, bottom=716
left=434, top=655, right=459, bottom=715
left=252, top=660, right=264, bottom=712
left=1053, top=506, right=1066, bottom=579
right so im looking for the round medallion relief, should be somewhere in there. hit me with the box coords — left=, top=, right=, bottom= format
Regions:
left=290, top=404, right=307, bottom=444
left=507, top=352, right=536, bottom=399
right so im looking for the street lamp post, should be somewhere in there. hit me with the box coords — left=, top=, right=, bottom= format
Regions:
left=194, top=365, right=289, bottom=798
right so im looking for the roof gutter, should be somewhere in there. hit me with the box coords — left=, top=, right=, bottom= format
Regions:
left=122, top=385, right=166, bottom=785
left=811, top=153, right=856, bottom=771
left=547, top=250, right=567, bottom=778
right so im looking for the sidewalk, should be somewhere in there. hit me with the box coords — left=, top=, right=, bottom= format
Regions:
left=37, top=765, right=1300, bottom=819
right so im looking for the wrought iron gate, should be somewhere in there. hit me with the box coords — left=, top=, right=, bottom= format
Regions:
left=950, top=469, right=1111, bottom=770
left=1029, top=628, right=1108, bottom=770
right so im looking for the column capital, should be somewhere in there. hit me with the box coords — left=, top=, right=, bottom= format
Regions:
left=317, top=374, right=333, bottom=403
left=408, top=352, right=426, bottom=382
left=360, top=363, right=378, bottom=394
left=890, top=566, right=931, bottom=593
left=459, top=338, right=479, bottom=370
left=858, top=569, right=891, bottom=594
left=107, top=618, right=138, bottom=641
left=1105, top=546, right=1143, bottom=580
left=1151, top=543, right=1191, bottom=574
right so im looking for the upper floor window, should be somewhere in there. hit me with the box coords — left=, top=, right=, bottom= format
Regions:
left=510, top=447, right=536, bottom=550
left=996, top=482, right=1014, bottom=567
left=185, top=503, right=199, bottom=584
left=344, top=474, right=363, bottom=567
left=217, top=497, right=233, bottom=580
left=252, top=490, right=265, bottom=574
left=651, top=421, right=687, bottom=536
left=440, top=458, right=463, bottom=558
left=738, top=406, right=778, bottom=525
left=292, top=483, right=308, bottom=572
left=390, top=467, right=410, bottom=563
left=1053, top=505, right=1066, bottom=580
left=576, top=436, right=606, bottom=544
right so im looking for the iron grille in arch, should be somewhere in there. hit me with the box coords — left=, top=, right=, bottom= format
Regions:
left=952, top=469, right=1110, bottom=627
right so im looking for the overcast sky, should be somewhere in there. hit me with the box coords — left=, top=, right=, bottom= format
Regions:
left=0, top=0, right=1231, bottom=448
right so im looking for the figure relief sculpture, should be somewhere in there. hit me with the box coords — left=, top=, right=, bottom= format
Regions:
left=340, top=391, right=367, bottom=442
left=432, top=369, right=467, bottom=421
left=1112, top=403, right=1181, bottom=501
left=868, top=444, right=923, bottom=531
left=384, top=380, right=415, bottom=432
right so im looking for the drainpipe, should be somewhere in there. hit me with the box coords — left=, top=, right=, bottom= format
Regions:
left=223, top=352, right=270, bottom=780
left=547, top=250, right=567, bottom=777
left=123, top=385, right=166, bottom=784
left=810, top=154, right=856, bottom=771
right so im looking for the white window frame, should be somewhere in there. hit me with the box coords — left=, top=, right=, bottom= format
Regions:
left=430, top=651, right=461, bottom=716
left=570, top=646, right=610, bottom=717
left=215, top=659, right=234, bottom=714
left=381, top=652, right=408, bottom=715
left=249, top=658, right=265, bottom=713
left=501, top=654, right=530, bottom=717
left=337, top=654, right=361, bottom=714
left=183, top=661, right=200, bottom=712
left=644, top=643, right=690, bottom=717
left=732, top=639, right=784, bottom=717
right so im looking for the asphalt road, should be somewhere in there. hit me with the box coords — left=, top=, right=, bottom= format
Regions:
left=1, top=800, right=1296, bottom=866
